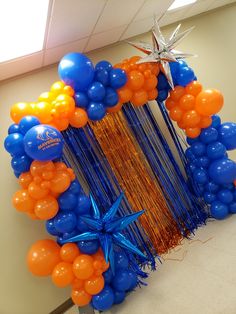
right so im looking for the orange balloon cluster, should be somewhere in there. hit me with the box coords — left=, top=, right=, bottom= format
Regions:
left=165, top=81, right=224, bottom=138
left=27, top=240, right=109, bottom=306
left=10, top=81, right=88, bottom=131
left=12, top=161, right=75, bottom=220
left=112, top=56, right=160, bottom=110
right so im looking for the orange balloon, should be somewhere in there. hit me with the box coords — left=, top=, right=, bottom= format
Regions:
left=165, top=98, right=177, bottom=110
left=143, top=75, right=158, bottom=91
left=69, top=108, right=88, bottom=128
left=34, top=196, right=59, bottom=220
left=106, top=102, right=122, bottom=113
left=177, top=119, right=187, bottom=129
left=73, top=255, right=94, bottom=280
left=10, top=102, right=32, bottom=123
left=71, top=289, right=92, bottom=306
left=28, top=182, right=49, bottom=200
left=129, top=56, right=141, bottom=63
left=27, top=239, right=61, bottom=276
left=55, top=94, right=75, bottom=117
left=27, top=212, right=39, bottom=220
left=60, top=243, right=80, bottom=263
left=118, top=87, right=132, bottom=103
left=179, top=94, right=195, bottom=111
left=147, top=89, right=158, bottom=101
left=52, top=117, right=69, bottom=131
left=38, top=92, right=55, bottom=103
left=52, top=262, right=74, bottom=287
left=137, top=63, right=147, bottom=72
left=42, top=171, right=54, bottom=181
left=131, top=89, right=148, bottom=107
left=198, top=116, right=212, bottom=128
left=72, top=278, right=84, bottom=290
left=84, top=275, right=104, bottom=295
left=169, top=106, right=183, bottom=122
left=50, top=171, right=71, bottom=193
left=185, top=127, right=201, bottom=138
left=19, top=172, right=33, bottom=189
left=170, top=86, right=185, bottom=102
left=127, top=71, right=145, bottom=90
left=50, top=81, right=65, bottom=96
left=185, top=81, right=202, bottom=96
left=34, top=102, right=53, bottom=123
left=13, top=190, right=35, bottom=212
left=101, top=261, right=109, bottom=272
left=54, top=162, right=67, bottom=171
left=182, top=110, right=201, bottom=127
left=149, top=63, right=160, bottom=76
left=30, top=160, right=55, bottom=177
left=63, top=85, right=75, bottom=97
left=195, top=89, right=224, bottom=116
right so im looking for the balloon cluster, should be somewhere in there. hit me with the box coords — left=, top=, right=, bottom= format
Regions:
left=27, top=239, right=109, bottom=307
left=12, top=160, right=75, bottom=220
left=170, top=60, right=196, bottom=87
left=186, top=115, right=236, bottom=219
left=165, top=81, right=224, bottom=138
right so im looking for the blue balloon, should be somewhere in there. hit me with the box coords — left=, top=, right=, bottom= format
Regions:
left=205, top=182, right=219, bottom=193
left=229, top=202, right=236, bottom=214
left=95, top=69, right=109, bottom=86
left=170, top=61, right=180, bottom=77
left=177, top=66, right=195, bottom=86
left=157, top=89, right=169, bottom=102
left=58, top=53, right=94, bottom=91
left=211, top=115, right=221, bottom=129
left=127, top=270, right=138, bottom=290
left=104, top=87, right=119, bottom=107
left=14, top=171, right=21, bottom=178
left=189, top=163, right=197, bottom=173
left=185, top=148, right=195, bottom=162
left=77, top=215, right=91, bottom=233
left=24, top=125, right=63, bottom=161
left=87, top=81, right=106, bottom=101
left=186, top=137, right=199, bottom=145
left=74, top=92, right=89, bottom=108
left=222, top=183, right=234, bottom=190
left=54, top=212, right=77, bottom=233
left=46, top=218, right=61, bottom=236
left=218, top=122, right=236, bottom=150
left=206, top=142, right=226, bottom=160
left=109, top=68, right=127, bottom=89
left=210, top=201, right=229, bottom=219
left=208, top=158, right=236, bottom=184
left=57, top=230, right=78, bottom=244
left=103, top=268, right=113, bottom=284
left=95, top=60, right=113, bottom=72
left=74, top=194, right=91, bottom=215
left=11, top=154, right=32, bottom=173
left=112, top=270, right=131, bottom=291
left=67, top=180, right=81, bottom=194
left=113, top=290, right=125, bottom=304
left=87, top=102, right=106, bottom=121
left=191, top=142, right=206, bottom=157
left=193, top=169, right=208, bottom=184
left=4, top=133, right=25, bottom=156
left=58, top=191, right=78, bottom=210
left=8, top=123, right=20, bottom=134
left=157, top=73, right=169, bottom=90
left=196, top=156, right=210, bottom=168
left=199, top=127, right=218, bottom=144
left=92, top=285, right=114, bottom=311
left=203, top=192, right=216, bottom=204
left=114, top=251, right=129, bottom=270
left=19, top=116, right=40, bottom=135
left=217, top=189, right=234, bottom=204
left=77, top=239, right=99, bottom=254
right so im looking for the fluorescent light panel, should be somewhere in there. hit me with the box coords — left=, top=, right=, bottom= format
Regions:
left=0, top=0, right=49, bottom=63
left=168, top=0, right=197, bottom=11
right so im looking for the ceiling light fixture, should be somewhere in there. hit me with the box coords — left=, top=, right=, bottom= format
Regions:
left=168, top=0, right=197, bottom=11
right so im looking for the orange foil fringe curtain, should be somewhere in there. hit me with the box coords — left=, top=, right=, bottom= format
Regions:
left=89, top=111, right=182, bottom=254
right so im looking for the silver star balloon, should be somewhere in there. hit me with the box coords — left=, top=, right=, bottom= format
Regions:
left=128, top=18, right=195, bottom=89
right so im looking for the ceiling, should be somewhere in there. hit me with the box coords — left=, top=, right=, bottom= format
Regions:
left=0, top=0, right=235, bottom=81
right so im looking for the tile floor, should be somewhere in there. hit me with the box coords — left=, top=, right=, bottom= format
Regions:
left=66, top=217, right=236, bottom=314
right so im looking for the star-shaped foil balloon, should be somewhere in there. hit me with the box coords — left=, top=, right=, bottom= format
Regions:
left=61, top=192, right=146, bottom=273
left=128, top=18, right=195, bottom=89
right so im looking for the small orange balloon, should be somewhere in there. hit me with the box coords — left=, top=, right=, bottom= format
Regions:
left=185, top=81, right=202, bottom=96
left=170, top=86, right=185, bottom=101
left=149, top=63, right=160, bottom=76
left=30, top=160, right=55, bottom=177
left=38, top=92, right=55, bottom=102
left=165, top=98, right=177, bottom=110
left=10, top=102, right=32, bottom=123
left=147, top=88, right=158, bottom=101
left=28, top=182, right=49, bottom=200
left=69, top=108, right=88, bottom=128
left=50, top=171, right=71, bottom=193
left=118, top=87, right=132, bottom=103
left=60, top=243, right=80, bottom=263
left=34, top=196, right=59, bottom=220
left=34, top=102, right=53, bottom=123
left=54, top=162, right=67, bottom=171
left=84, top=275, right=104, bottom=295
left=55, top=94, right=75, bottom=117
left=127, top=70, right=145, bottom=91
left=27, top=212, right=39, bottom=220
left=27, top=239, right=61, bottom=276
left=52, top=117, right=69, bottom=131
left=106, top=102, right=123, bottom=113
left=129, top=56, right=141, bottom=63
left=72, top=278, right=84, bottom=290
left=50, top=81, right=65, bottom=96
left=131, top=89, right=148, bottom=107
left=63, top=85, right=75, bottom=97
left=179, top=94, right=195, bottom=111
left=198, top=116, right=212, bottom=128
left=185, top=127, right=201, bottom=138
left=182, top=110, right=201, bottom=128
left=169, top=106, right=183, bottom=122
left=13, top=190, right=35, bottom=212
left=71, top=289, right=92, bottom=307
left=177, top=119, right=187, bottom=129
left=73, top=255, right=94, bottom=280
left=143, top=75, right=158, bottom=91
left=19, top=172, right=33, bottom=189
left=195, top=89, right=224, bottom=116
left=52, top=262, right=74, bottom=287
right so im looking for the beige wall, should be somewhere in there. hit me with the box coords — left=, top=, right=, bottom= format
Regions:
left=0, top=4, right=236, bottom=313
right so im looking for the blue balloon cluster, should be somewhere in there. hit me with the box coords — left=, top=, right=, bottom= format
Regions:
left=156, top=72, right=171, bottom=102
left=58, top=53, right=127, bottom=121
left=186, top=115, right=236, bottom=219
left=170, top=60, right=196, bottom=87
left=91, top=250, right=138, bottom=311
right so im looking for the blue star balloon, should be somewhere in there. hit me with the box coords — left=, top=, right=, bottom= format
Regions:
left=61, top=193, right=146, bottom=273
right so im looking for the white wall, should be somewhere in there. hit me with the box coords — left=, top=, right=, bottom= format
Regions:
left=0, top=4, right=236, bottom=313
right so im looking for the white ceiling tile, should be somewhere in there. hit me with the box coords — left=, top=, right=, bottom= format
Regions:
left=184, top=0, right=215, bottom=18
left=43, top=38, right=88, bottom=66
left=159, top=6, right=190, bottom=26
left=0, top=52, right=43, bottom=81
left=134, top=0, right=174, bottom=21
left=120, top=16, right=154, bottom=40
left=85, top=26, right=127, bottom=52
left=208, top=0, right=236, bottom=10
left=93, top=0, right=145, bottom=34
left=46, top=0, right=106, bottom=49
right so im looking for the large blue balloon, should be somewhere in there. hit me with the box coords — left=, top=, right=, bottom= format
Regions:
left=92, top=285, right=114, bottom=311
left=19, top=116, right=40, bottom=135
left=199, top=127, right=218, bottom=144
left=109, top=68, right=127, bottom=89
left=74, top=92, right=89, bottom=108
left=218, top=122, right=236, bottom=150
left=11, top=154, right=32, bottom=173
left=54, top=212, right=77, bottom=233
left=58, top=191, right=78, bottom=210
left=208, top=158, right=236, bottom=184
left=87, top=81, right=106, bottom=101
left=24, top=125, right=63, bottom=161
left=87, top=102, right=106, bottom=121
left=4, top=133, right=25, bottom=156
left=206, top=142, right=226, bottom=160
left=58, top=53, right=94, bottom=91
left=77, top=239, right=99, bottom=254
left=210, top=201, right=229, bottom=219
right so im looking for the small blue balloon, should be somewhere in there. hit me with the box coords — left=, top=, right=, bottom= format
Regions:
left=77, top=215, right=91, bottom=233
left=109, top=68, right=127, bottom=89
left=157, top=89, right=169, bottom=102
left=74, top=92, right=89, bottom=108
left=74, top=194, right=91, bottom=215
left=24, top=125, right=63, bottom=161
left=11, top=154, right=32, bottom=173
left=211, top=115, right=221, bottom=129
left=185, top=148, right=195, bottom=162
left=77, top=239, right=99, bottom=254
left=54, top=212, right=77, bottom=233
left=170, top=61, right=180, bottom=77
left=205, top=182, right=219, bottom=193
left=67, top=180, right=81, bottom=194
left=113, top=290, right=126, bottom=304
left=4, top=133, right=25, bottom=156
left=217, top=189, right=234, bottom=204
left=193, top=169, right=208, bottom=184
left=127, top=270, right=138, bottom=291
left=229, top=202, right=236, bottom=214
left=114, top=251, right=129, bottom=270
left=19, top=116, right=40, bottom=135
left=196, top=156, right=210, bottom=168
left=210, top=201, right=229, bottom=220
left=46, top=218, right=61, bottom=236
left=206, top=142, right=226, bottom=160
left=189, top=163, right=197, bottom=173
left=177, top=66, right=195, bottom=86
left=199, top=127, right=218, bottom=144
left=57, top=230, right=78, bottom=244
left=191, top=142, right=206, bottom=157
left=87, top=81, right=106, bottom=102
left=186, top=137, right=199, bottom=145
left=95, top=60, right=113, bottom=72
left=203, top=192, right=216, bottom=204
left=58, top=52, right=94, bottom=91
left=112, top=270, right=131, bottom=292
left=92, top=285, right=114, bottom=311
left=8, top=124, right=20, bottom=134
left=208, top=158, right=236, bottom=184
left=58, top=191, right=78, bottom=210
left=95, top=69, right=109, bottom=86
left=218, top=122, right=236, bottom=150
left=103, top=268, right=113, bottom=284
left=104, top=87, right=119, bottom=107
left=87, top=102, right=106, bottom=121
